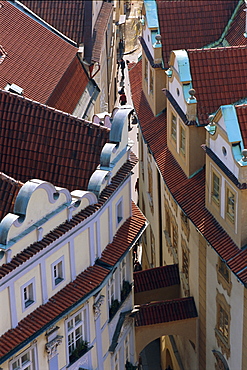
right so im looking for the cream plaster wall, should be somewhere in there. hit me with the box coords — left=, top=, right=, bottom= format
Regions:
left=0, top=288, right=11, bottom=334
left=14, top=264, right=42, bottom=322
left=100, top=208, right=110, bottom=253
left=74, top=229, right=90, bottom=275
left=112, top=185, right=131, bottom=234
left=45, top=243, right=70, bottom=297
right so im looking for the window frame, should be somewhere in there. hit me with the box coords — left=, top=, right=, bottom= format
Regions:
left=51, top=256, right=65, bottom=289
left=215, top=290, right=231, bottom=358
left=171, top=113, right=177, bottom=142
left=66, top=307, right=88, bottom=365
left=212, top=171, right=220, bottom=207
left=21, top=278, right=35, bottom=312
left=10, top=345, right=37, bottom=370
left=180, top=125, right=186, bottom=156
left=116, top=197, right=123, bottom=226
left=225, top=186, right=235, bottom=224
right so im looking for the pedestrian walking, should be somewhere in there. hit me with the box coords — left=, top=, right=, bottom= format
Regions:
left=120, top=58, right=126, bottom=78
left=119, top=92, right=127, bottom=106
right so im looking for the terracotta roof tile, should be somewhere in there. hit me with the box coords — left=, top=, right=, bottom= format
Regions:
left=0, top=203, right=146, bottom=362
left=129, top=60, right=247, bottom=286
left=135, top=297, right=197, bottom=327
left=134, top=264, right=180, bottom=293
left=188, top=46, right=247, bottom=124
left=19, top=0, right=86, bottom=45
left=92, top=2, right=113, bottom=63
left=1, top=2, right=88, bottom=112
left=0, top=90, right=109, bottom=192
left=0, top=173, right=23, bottom=219
left=99, top=203, right=147, bottom=267
left=225, top=2, right=247, bottom=46
left=156, top=0, right=239, bottom=66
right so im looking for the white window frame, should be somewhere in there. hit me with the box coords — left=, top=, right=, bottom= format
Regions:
left=108, top=276, right=115, bottom=307
left=21, top=278, right=36, bottom=312
left=10, top=345, right=37, bottom=370
left=124, top=332, right=130, bottom=363
left=66, top=307, right=88, bottom=364
left=51, top=256, right=65, bottom=289
left=120, top=258, right=127, bottom=288
left=116, top=197, right=123, bottom=227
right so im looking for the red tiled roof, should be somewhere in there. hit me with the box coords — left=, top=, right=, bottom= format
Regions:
left=236, top=104, right=247, bottom=148
left=92, top=2, right=113, bottom=63
left=188, top=46, right=247, bottom=124
left=1, top=2, right=88, bottom=112
left=0, top=154, right=139, bottom=280
left=46, top=56, right=89, bottom=114
left=0, top=202, right=145, bottom=362
left=129, top=60, right=247, bottom=286
left=225, top=2, right=247, bottom=46
left=19, top=0, right=86, bottom=45
left=0, top=90, right=109, bottom=192
left=100, top=204, right=147, bottom=267
left=0, top=173, right=23, bottom=221
left=135, top=297, right=197, bottom=327
left=134, top=264, right=180, bottom=293
left=156, top=0, right=239, bottom=66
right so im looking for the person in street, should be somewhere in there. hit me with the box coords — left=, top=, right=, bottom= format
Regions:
left=120, top=58, right=126, bottom=78
left=118, top=86, right=125, bottom=95
left=119, top=92, right=127, bottom=105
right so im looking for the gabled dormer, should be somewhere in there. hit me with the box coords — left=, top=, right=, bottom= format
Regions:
left=140, top=0, right=166, bottom=116
left=204, top=104, right=247, bottom=248
left=164, top=49, right=205, bottom=178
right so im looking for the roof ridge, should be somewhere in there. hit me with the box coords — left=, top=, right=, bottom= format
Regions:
left=0, top=172, right=23, bottom=187
left=0, top=90, right=109, bottom=132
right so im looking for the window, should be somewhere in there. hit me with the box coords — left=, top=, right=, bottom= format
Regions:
left=212, top=172, right=220, bottom=205
left=11, top=347, right=36, bottom=370
left=114, top=352, right=119, bottom=370
left=215, top=290, right=231, bottom=358
left=218, top=260, right=229, bottom=283
left=52, top=257, right=64, bottom=288
left=120, top=259, right=126, bottom=288
left=144, top=58, right=148, bottom=81
left=108, top=276, right=115, bottom=306
left=22, top=278, right=35, bottom=311
left=67, top=309, right=88, bottom=364
left=226, top=188, right=235, bottom=223
left=124, top=333, right=130, bottom=363
left=149, top=68, right=153, bottom=94
left=180, top=126, right=185, bottom=156
left=171, top=113, right=177, bottom=142
left=116, top=198, right=123, bottom=225
left=218, top=306, right=229, bottom=341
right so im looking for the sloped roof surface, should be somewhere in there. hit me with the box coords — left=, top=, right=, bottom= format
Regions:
left=0, top=202, right=145, bottom=362
left=135, top=297, right=197, bottom=326
left=156, top=0, right=239, bottom=66
left=188, top=45, right=247, bottom=124
left=1, top=2, right=88, bottom=111
left=0, top=90, right=109, bottom=192
left=129, top=60, right=247, bottom=286
left=236, top=104, right=247, bottom=148
left=19, top=0, right=86, bottom=45
left=225, top=2, right=247, bottom=46
left=46, top=56, right=89, bottom=114
left=92, top=1, right=113, bottom=63
left=134, top=264, right=180, bottom=293
left=0, top=173, right=23, bottom=221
